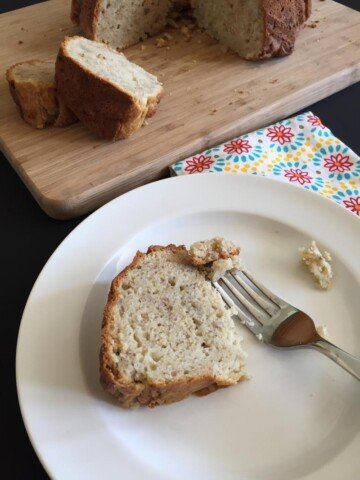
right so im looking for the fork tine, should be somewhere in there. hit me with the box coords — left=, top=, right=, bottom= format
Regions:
left=229, top=271, right=278, bottom=316
left=221, top=276, right=269, bottom=324
left=213, top=281, right=264, bottom=336
left=241, top=268, right=288, bottom=308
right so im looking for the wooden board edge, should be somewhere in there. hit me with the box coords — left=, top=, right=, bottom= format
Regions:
left=1, top=49, right=359, bottom=220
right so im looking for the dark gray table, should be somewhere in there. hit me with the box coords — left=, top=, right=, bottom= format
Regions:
left=2, top=1, right=359, bottom=478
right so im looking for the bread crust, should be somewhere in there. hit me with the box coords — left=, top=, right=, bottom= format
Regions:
left=78, top=0, right=101, bottom=40
left=71, top=0, right=82, bottom=24
left=55, top=36, right=163, bottom=140
left=6, top=60, right=57, bottom=129
left=54, top=95, right=78, bottom=127
left=258, top=0, right=311, bottom=59
left=100, top=244, right=245, bottom=408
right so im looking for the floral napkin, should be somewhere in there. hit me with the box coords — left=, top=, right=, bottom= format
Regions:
left=170, top=112, right=360, bottom=217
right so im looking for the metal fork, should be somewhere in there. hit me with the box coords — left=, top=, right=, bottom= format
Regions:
left=213, top=268, right=360, bottom=381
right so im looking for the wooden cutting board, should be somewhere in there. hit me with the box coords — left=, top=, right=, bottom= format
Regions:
left=0, top=0, right=359, bottom=219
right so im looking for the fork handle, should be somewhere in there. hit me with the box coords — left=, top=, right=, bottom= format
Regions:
left=312, top=339, right=360, bottom=381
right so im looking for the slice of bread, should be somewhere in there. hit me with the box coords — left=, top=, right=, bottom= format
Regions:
left=6, top=60, right=77, bottom=129
left=101, top=244, right=247, bottom=408
left=56, top=36, right=163, bottom=140
left=191, top=0, right=311, bottom=59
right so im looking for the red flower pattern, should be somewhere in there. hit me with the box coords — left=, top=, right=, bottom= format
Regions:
left=343, top=196, right=360, bottom=216
left=284, top=168, right=312, bottom=185
left=307, top=115, right=325, bottom=129
left=223, top=138, right=252, bottom=154
left=324, top=153, right=353, bottom=173
left=184, top=155, right=213, bottom=174
left=266, top=125, right=294, bottom=145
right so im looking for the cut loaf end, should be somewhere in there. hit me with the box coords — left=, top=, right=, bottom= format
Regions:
left=101, top=244, right=247, bottom=408
left=191, top=0, right=311, bottom=59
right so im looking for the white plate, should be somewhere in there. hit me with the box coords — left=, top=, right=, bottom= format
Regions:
left=17, top=174, right=360, bottom=480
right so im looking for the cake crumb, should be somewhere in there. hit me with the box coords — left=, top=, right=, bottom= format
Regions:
left=181, top=25, right=190, bottom=36
left=189, top=237, right=241, bottom=281
left=155, top=36, right=174, bottom=48
left=316, top=325, right=329, bottom=339
left=168, top=18, right=179, bottom=29
left=190, top=237, right=240, bottom=265
left=256, top=333, right=264, bottom=343
left=299, top=241, right=333, bottom=290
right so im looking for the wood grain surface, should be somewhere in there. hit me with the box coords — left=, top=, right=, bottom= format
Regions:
left=0, top=0, right=359, bottom=219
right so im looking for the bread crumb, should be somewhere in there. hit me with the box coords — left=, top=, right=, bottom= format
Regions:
left=167, top=18, right=179, bottom=29
left=270, top=79, right=278, bottom=84
left=299, top=241, right=333, bottom=290
left=190, top=237, right=240, bottom=265
left=155, top=37, right=167, bottom=47
left=256, top=333, right=264, bottom=343
left=18, top=40, right=23, bottom=44
left=210, top=109, right=217, bottom=115
left=316, top=325, right=329, bottom=339
left=306, top=22, right=318, bottom=28
left=180, top=24, right=193, bottom=41
left=189, top=237, right=241, bottom=281
left=207, top=257, right=242, bottom=281
left=155, top=34, right=175, bottom=48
